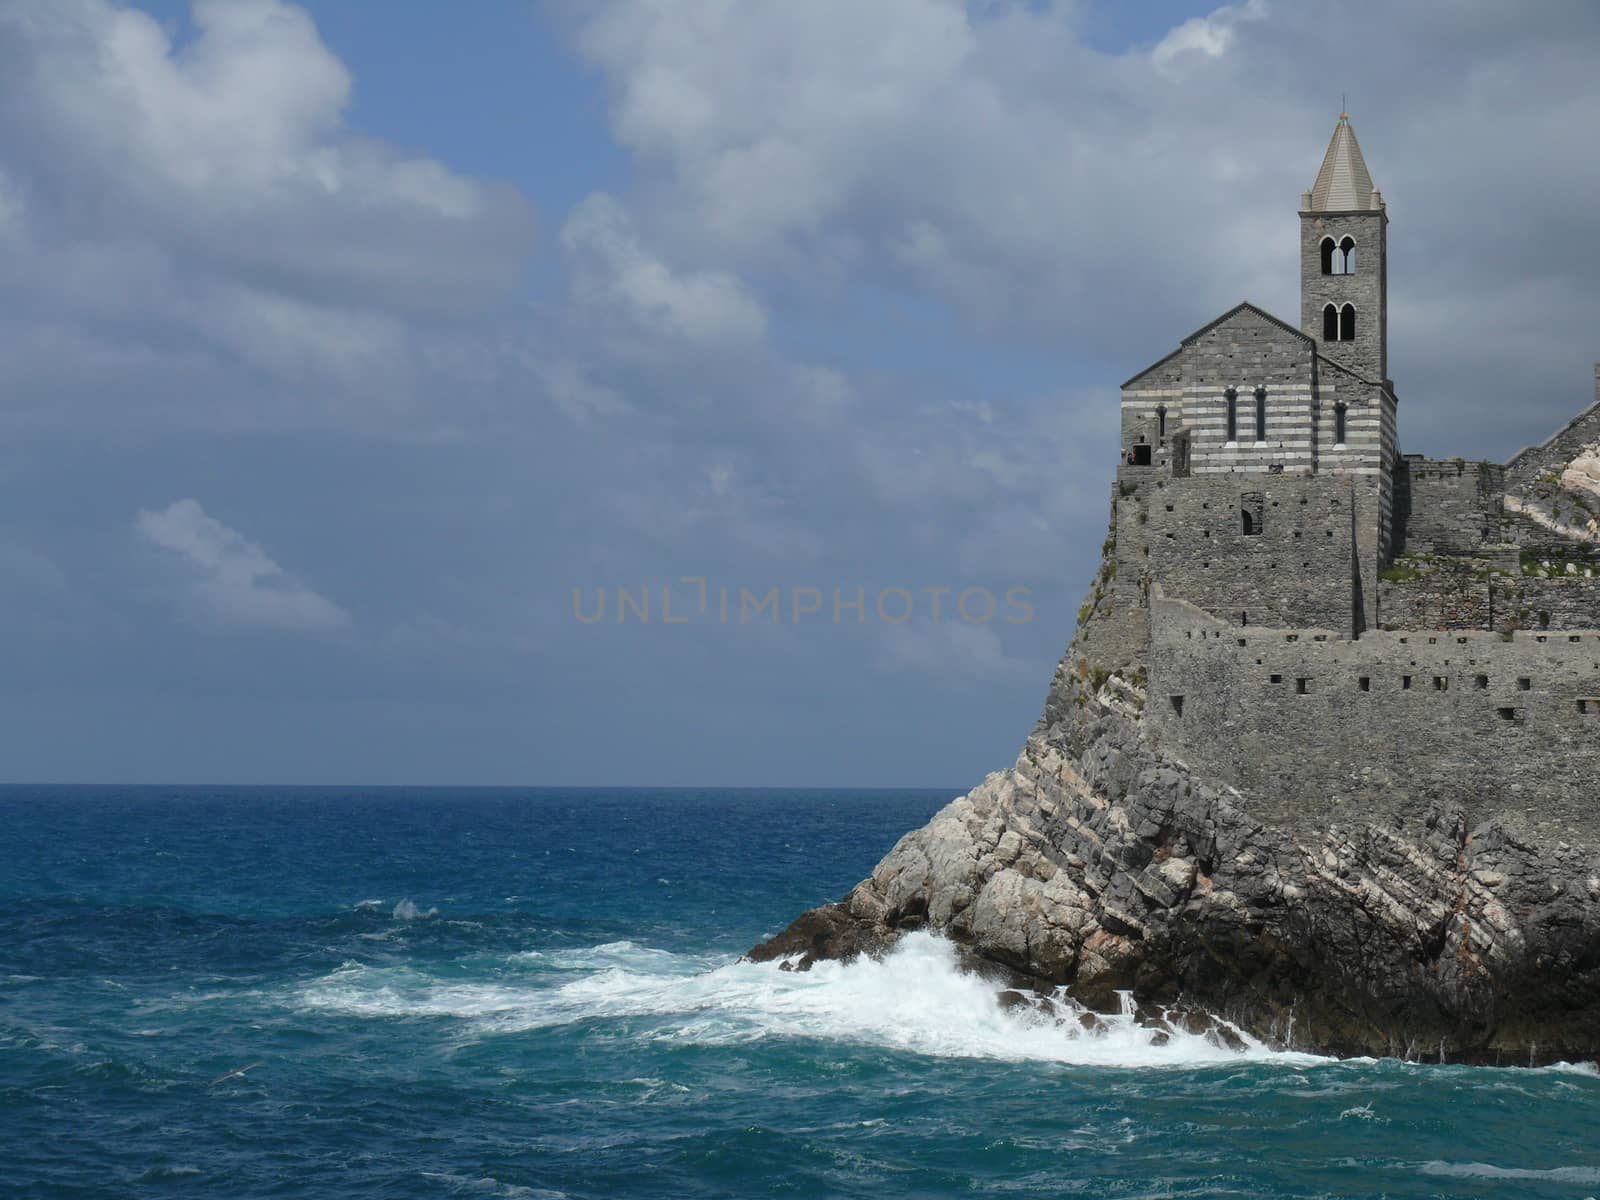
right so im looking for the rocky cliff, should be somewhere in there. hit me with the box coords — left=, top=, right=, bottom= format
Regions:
left=749, top=513, right=1600, bottom=1065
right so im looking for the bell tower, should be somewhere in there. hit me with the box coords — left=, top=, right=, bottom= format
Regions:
left=1300, top=113, right=1388, bottom=385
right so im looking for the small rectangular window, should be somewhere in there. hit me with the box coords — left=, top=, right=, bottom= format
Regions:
left=1475, top=675, right=1489, bottom=689
left=1498, top=706, right=1520, bottom=722
left=1433, top=677, right=1449, bottom=692
left=1270, top=674, right=1283, bottom=684
left=1358, top=677, right=1371, bottom=691
left=1402, top=676, right=1413, bottom=690
left=1170, top=695, right=1185, bottom=717
left=1296, top=678, right=1310, bottom=695
left=1518, top=677, right=1532, bottom=691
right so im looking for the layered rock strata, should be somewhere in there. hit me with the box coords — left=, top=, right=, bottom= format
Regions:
left=750, top=533, right=1600, bottom=1065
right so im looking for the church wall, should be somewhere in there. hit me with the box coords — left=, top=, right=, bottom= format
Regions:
left=1181, top=313, right=1316, bottom=475
left=1145, top=596, right=1600, bottom=841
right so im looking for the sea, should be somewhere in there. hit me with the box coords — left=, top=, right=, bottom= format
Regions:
left=2, top=786, right=1598, bottom=1199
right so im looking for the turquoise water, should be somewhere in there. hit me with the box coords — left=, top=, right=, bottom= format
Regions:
left=3, top=786, right=1597, bottom=1199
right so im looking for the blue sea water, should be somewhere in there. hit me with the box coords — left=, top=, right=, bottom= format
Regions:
left=2, top=787, right=1598, bottom=1199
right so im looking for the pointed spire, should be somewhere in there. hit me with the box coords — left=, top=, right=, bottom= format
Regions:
left=1308, top=113, right=1381, bottom=211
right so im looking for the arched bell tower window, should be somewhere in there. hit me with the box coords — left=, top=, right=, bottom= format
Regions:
left=1319, top=237, right=1336, bottom=275
left=1334, top=402, right=1347, bottom=446
left=1157, top=404, right=1167, bottom=438
left=1322, top=304, right=1339, bottom=341
left=1254, top=386, right=1267, bottom=441
left=1338, top=236, right=1356, bottom=274
left=1340, top=304, right=1356, bottom=341
left=1224, top=387, right=1238, bottom=443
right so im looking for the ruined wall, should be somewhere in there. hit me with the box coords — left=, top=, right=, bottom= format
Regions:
left=1377, top=564, right=1600, bottom=633
left=1145, top=595, right=1600, bottom=841
left=1393, top=457, right=1506, bottom=556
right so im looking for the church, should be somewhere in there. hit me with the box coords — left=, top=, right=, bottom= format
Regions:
left=1075, top=114, right=1600, bottom=827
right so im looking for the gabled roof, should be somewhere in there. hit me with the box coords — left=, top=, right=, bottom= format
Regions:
left=1309, top=113, right=1380, bottom=211
left=1180, top=300, right=1312, bottom=347
left=1120, top=302, right=1310, bottom=389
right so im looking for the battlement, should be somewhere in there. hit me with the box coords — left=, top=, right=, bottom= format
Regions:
left=1143, top=594, right=1600, bottom=838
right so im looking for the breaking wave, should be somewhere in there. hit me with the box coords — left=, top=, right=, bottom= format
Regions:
left=295, top=931, right=1318, bottom=1068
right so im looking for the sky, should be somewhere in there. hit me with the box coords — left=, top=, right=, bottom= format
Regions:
left=2, top=0, right=1599, bottom=787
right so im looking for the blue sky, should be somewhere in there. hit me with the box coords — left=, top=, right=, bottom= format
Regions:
left=2, top=0, right=1599, bottom=786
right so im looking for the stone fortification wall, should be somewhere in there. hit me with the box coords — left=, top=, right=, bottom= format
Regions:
left=1144, top=594, right=1600, bottom=841
left=1394, top=457, right=1505, bottom=556
left=1504, top=364, right=1600, bottom=496
left=1144, top=471, right=1363, bottom=633
left=1068, top=478, right=1150, bottom=671
left=1379, top=562, right=1600, bottom=633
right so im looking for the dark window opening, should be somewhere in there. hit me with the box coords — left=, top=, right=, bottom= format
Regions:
left=1224, top=388, right=1238, bottom=442
left=1319, top=236, right=1336, bottom=275
left=1334, top=403, right=1347, bottom=446
left=1241, top=492, right=1263, bottom=536
left=1498, top=707, right=1520, bottom=722
left=1270, top=673, right=1283, bottom=684
left=1433, top=677, right=1449, bottom=691
left=1579, top=700, right=1592, bottom=715
left=1539, top=611, right=1551, bottom=630
left=1323, top=304, right=1339, bottom=341
left=1169, top=695, right=1185, bottom=717
left=1475, top=675, right=1489, bottom=689
left=1132, top=443, right=1152, bottom=466
left=1254, top=386, right=1267, bottom=440
left=1518, top=677, right=1532, bottom=691
left=1339, top=303, right=1356, bottom=341
left=1338, top=236, right=1356, bottom=274
left=1358, top=677, right=1371, bottom=691
left=1296, top=678, right=1310, bottom=695
left=1402, top=676, right=1413, bottom=690
left=1157, top=405, right=1167, bottom=438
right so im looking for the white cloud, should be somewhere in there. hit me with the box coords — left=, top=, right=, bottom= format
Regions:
left=1151, top=0, right=1266, bottom=77
left=136, top=498, right=349, bottom=632
left=562, top=192, right=767, bottom=345
left=0, top=0, right=533, bottom=427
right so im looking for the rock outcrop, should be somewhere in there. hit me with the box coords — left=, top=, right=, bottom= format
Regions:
left=750, top=529, right=1600, bottom=1065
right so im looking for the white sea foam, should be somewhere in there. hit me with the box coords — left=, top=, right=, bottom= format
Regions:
left=1417, top=1161, right=1600, bottom=1184
left=295, top=931, right=1321, bottom=1069
left=392, top=899, right=438, bottom=921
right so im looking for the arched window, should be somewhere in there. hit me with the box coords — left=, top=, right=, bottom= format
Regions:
left=1157, top=404, right=1167, bottom=438
left=1319, top=237, right=1336, bottom=275
left=1323, top=304, right=1339, bottom=341
left=1242, top=509, right=1256, bottom=535
left=1340, top=304, right=1356, bottom=341
left=1224, top=387, right=1238, bottom=443
left=1339, top=236, right=1356, bottom=274
left=1334, top=402, right=1347, bottom=446
left=1254, top=385, right=1267, bottom=441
